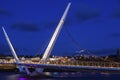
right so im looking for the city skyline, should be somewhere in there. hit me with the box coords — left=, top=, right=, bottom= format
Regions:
left=0, top=0, right=120, bottom=56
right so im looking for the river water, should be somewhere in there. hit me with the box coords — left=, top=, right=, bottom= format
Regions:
left=0, top=72, right=120, bottom=80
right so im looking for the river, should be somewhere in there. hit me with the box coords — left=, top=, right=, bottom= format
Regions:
left=0, top=71, right=120, bottom=80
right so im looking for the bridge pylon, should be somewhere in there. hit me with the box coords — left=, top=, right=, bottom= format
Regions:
left=2, top=27, right=30, bottom=75
left=35, top=2, right=71, bottom=73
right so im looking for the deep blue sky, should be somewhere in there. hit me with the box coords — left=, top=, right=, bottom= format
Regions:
left=0, top=0, right=120, bottom=56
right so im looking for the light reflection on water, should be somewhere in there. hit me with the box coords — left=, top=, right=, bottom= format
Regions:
left=0, top=72, right=120, bottom=80
left=19, top=78, right=28, bottom=80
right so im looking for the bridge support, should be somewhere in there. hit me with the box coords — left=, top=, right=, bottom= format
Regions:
left=2, top=2, right=71, bottom=76
left=41, top=2, right=71, bottom=62
left=34, top=2, right=71, bottom=74
left=2, top=27, right=30, bottom=75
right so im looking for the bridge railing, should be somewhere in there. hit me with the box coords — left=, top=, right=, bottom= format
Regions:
left=0, top=59, right=120, bottom=68
left=46, top=60, right=120, bottom=68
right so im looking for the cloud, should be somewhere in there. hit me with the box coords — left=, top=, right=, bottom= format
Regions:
left=92, top=49, right=116, bottom=56
left=116, top=0, right=120, bottom=4
left=111, top=9, right=120, bottom=18
left=39, top=19, right=72, bottom=30
left=110, top=33, right=120, bottom=38
left=110, top=4, right=120, bottom=19
left=11, top=18, right=72, bottom=32
left=0, top=9, right=12, bottom=16
left=0, top=43, right=10, bottom=54
left=75, top=4, right=101, bottom=22
left=76, top=11, right=100, bottom=21
left=64, top=18, right=73, bottom=26
left=40, top=21, right=57, bottom=29
left=11, top=23, right=39, bottom=32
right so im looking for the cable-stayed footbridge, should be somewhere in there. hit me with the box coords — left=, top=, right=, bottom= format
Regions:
left=2, top=2, right=120, bottom=76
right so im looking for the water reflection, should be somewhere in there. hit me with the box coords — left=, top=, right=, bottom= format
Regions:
left=19, top=78, right=28, bottom=80
left=0, top=72, right=120, bottom=80
left=100, top=72, right=110, bottom=77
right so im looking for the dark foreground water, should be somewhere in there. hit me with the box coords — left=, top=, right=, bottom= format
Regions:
left=0, top=72, right=120, bottom=80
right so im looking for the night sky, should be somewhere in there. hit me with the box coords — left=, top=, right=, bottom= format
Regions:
left=0, top=0, right=120, bottom=56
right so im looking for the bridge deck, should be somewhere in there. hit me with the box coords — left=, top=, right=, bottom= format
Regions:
left=17, top=61, right=120, bottom=71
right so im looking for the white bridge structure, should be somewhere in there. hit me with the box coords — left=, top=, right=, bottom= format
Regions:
left=2, top=2, right=120, bottom=76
